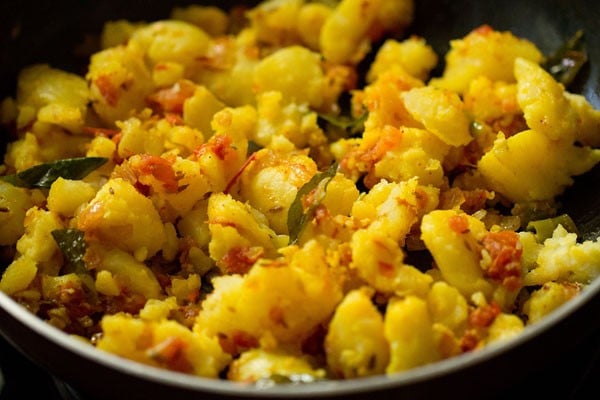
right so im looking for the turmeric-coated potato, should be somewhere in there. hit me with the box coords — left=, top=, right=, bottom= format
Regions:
left=431, top=25, right=543, bottom=93
left=325, top=288, right=389, bottom=378
left=77, top=178, right=166, bottom=260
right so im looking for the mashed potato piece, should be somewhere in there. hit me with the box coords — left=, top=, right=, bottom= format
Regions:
left=1, top=0, right=599, bottom=384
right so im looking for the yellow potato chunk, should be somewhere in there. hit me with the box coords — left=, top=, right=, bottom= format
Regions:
left=198, top=32, right=259, bottom=107
left=351, top=229, right=432, bottom=296
left=3, top=132, right=42, bottom=172
left=16, top=207, right=63, bottom=263
left=321, top=173, right=360, bottom=217
left=119, top=154, right=212, bottom=221
left=384, top=296, right=440, bottom=374
left=207, top=192, right=283, bottom=273
left=254, top=46, right=325, bottom=108
left=367, top=37, right=438, bottom=82
left=140, top=297, right=179, bottom=321
left=427, top=281, right=468, bottom=332
left=0, top=181, right=33, bottom=245
left=77, top=178, right=166, bottom=260
left=297, top=3, right=332, bottom=50
left=95, top=246, right=162, bottom=299
left=464, top=76, right=520, bottom=127
left=151, top=61, right=185, bottom=87
left=177, top=201, right=210, bottom=247
left=524, top=225, right=600, bottom=286
left=239, top=149, right=317, bottom=234
left=86, top=136, right=117, bottom=160
left=351, top=178, right=439, bottom=243
left=478, top=129, right=600, bottom=202
left=515, top=57, right=579, bottom=142
left=431, top=25, right=543, bottom=94
left=15, top=64, right=89, bottom=132
left=4, top=124, right=89, bottom=172
left=253, top=91, right=326, bottom=150
left=565, top=93, right=600, bottom=147
left=171, top=5, right=229, bottom=37
left=401, top=86, right=472, bottom=147
left=116, top=116, right=166, bottom=159
left=228, top=348, right=325, bottom=383
left=194, top=240, right=342, bottom=348
left=87, top=44, right=154, bottom=125
left=247, top=0, right=303, bottom=47
left=130, top=20, right=210, bottom=71
left=421, top=210, right=493, bottom=297
left=372, top=127, right=450, bottom=187
left=320, top=0, right=413, bottom=64
left=169, top=274, right=201, bottom=304
left=164, top=158, right=211, bottom=216
left=95, top=270, right=121, bottom=297
left=522, top=281, right=580, bottom=324
left=0, top=256, right=38, bottom=295
left=47, top=178, right=97, bottom=217
left=320, top=0, right=382, bottom=64
left=486, top=313, right=524, bottom=343
left=325, top=288, right=389, bottom=378
left=97, top=313, right=231, bottom=377
left=183, top=85, right=226, bottom=138
left=362, top=65, right=424, bottom=132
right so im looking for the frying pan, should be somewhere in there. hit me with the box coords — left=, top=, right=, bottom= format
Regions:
left=0, top=0, right=599, bottom=399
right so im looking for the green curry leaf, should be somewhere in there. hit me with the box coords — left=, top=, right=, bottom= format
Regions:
left=52, top=228, right=99, bottom=302
left=51, top=228, right=88, bottom=275
left=318, top=111, right=367, bottom=139
left=1, top=157, right=108, bottom=189
left=543, top=30, right=588, bottom=87
left=287, top=162, right=338, bottom=245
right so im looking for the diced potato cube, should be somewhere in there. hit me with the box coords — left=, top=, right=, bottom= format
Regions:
left=431, top=25, right=542, bottom=93
left=421, top=210, right=493, bottom=297
left=47, top=178, right=97, bottom=217
left=77, top=178, right=166, bottom=260
left=385, top=296, right=440, bottom=373
left=478, top=129, right=600, bottom=202
left=0, top=181, right=34, bottom=245
left=0, top=256, right=38, bottom=295
left=325, top=288, right=389, bottom=378
left=228, top=348, right=325, bottom=383
left=254, top=46, right=325, bottom=108
left=401, top=86, right=472, bottom=147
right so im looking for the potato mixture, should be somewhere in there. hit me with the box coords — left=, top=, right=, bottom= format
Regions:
left=2, top=0, right=600, bottom=383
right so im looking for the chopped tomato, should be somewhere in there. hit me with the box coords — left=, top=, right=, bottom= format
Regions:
left=482, top=231, right=523, bottom=290
left=220, top=246, right=263, bottom=275
left=218, top=330, right=258, bottom=355
left=146, top=337, right=193, bottom=373
left=94, top=74, right=119, bottom=106
left=147, top=81, right=196, bottom=114
left=448, top=214, right=470, bottom=234
left=133, top=154, right=179, bottom=193
left=193, top=134, right=236, bottom=162
left=469, top=302, right=501, bottom=328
